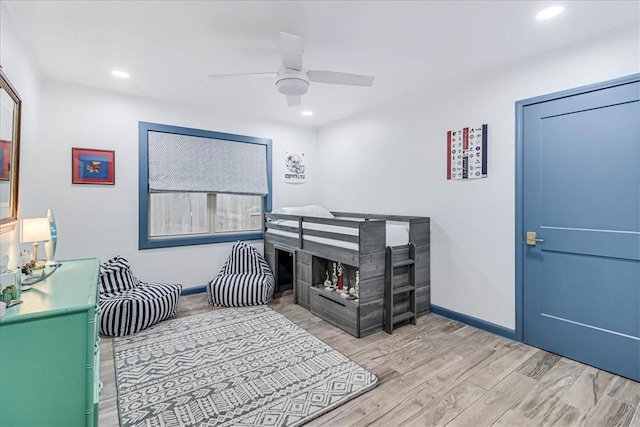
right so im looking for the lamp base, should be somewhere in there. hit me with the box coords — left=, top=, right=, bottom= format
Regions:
left=31, top=261, right=62, bottom=270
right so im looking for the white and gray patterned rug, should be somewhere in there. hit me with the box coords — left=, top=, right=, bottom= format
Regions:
left=114, top=305, right=378, bottom=426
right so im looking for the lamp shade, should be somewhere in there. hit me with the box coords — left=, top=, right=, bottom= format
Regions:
left=20, top=218, right=52, bottom=243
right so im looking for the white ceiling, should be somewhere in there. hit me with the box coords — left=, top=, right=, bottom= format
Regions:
left=5, top=1, right=639, bottom=127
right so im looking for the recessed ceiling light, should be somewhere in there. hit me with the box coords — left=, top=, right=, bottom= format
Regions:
left=111, top=70, right=130, bottom=79
left=536, top=5, right=564, bottom=20
left=301, top=110, right=313, bottom=116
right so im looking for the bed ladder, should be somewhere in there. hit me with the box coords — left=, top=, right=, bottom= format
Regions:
left=384, top=242, right=417, bottom=334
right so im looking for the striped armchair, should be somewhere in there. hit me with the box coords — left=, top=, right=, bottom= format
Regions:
left=99, top=256, right=182, bottom=336
left=207, top=241, right=275, bottom=307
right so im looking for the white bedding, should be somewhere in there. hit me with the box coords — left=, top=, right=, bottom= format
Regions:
left=266, top=220, right=409, bottom=250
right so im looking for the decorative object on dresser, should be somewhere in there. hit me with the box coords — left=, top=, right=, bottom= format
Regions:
left=21, top=263, right=60, bottom=286
left=99, top=256, right=182, bottom=336
left=207, top=240, right=275, bottom=307
left=71, top=147, right=115, bottom=185
left=0, top=258, right=101, bottom=426
left=0, top=269, right=21, bottom=303
left=264, top=206, right=430, bottom=337
left=44, top=208, right=58, bottom=265
left=19, top=217, right=51, bottom=269
left=114, top=305, right=378, bottom=427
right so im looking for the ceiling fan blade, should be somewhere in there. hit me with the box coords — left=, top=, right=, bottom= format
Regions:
left=280, top=32, right=303, bottom=71
left=286, top=95, right=301, bottom=107
left=307, top=70, right=375, bottom=87
left=208, top=72, right=277, bottom=79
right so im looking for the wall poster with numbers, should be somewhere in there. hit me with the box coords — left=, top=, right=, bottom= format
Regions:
left=447, top=124, right=488, bottom=180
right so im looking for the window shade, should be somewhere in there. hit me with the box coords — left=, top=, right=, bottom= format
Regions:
left=148, top=131, right=269, bottom=195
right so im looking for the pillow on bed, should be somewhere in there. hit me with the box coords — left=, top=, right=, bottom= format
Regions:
left=271, top=205, right=334, bottom=218
left=387, top=224, right=410, bottom=247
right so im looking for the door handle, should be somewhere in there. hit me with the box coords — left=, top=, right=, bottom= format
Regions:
left=526, top=231, right=544, bottom=246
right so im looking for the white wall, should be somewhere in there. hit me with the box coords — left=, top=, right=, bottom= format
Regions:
left=1, top=1, right=318, bottom=290
left=17, top=81, right=318, bottom=288
left=316, top=28, right=640, bottom=330
left=0, top=2, right=43, bottom=270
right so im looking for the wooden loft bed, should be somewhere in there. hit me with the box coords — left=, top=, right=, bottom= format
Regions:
left=264, top=210, right=431, bottom=337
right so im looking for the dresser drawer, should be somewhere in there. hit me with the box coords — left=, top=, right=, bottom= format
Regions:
left=310, top=287, right=358, bottom=337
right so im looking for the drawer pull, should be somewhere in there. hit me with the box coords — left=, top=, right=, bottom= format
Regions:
left=319, top=293, right=346, bottom=307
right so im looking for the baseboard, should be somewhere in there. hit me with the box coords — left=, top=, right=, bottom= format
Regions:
left=430, top=304, right=519, bottom=342
left=181, top=285, right=207, bottom=296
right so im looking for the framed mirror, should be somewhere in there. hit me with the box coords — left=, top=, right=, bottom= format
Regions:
left=0, top=68, right=21, bottom=234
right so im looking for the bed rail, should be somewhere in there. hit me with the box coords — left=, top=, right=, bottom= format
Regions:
left=265, top=213, right=362, bottom=227
left=330, top=212, right=424, bottom=222
left=264, top=213, right=388, bottom=266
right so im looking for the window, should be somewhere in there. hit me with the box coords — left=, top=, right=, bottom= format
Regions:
left=139, top=122, right=272, bottom=249
left=148, top=193, right=263, bottom=236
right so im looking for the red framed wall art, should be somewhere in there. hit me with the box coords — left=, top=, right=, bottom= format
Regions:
left=72, top=147, right=115, bottom=185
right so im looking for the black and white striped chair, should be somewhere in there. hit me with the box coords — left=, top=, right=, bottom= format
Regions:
left=99, top=256, right=182, bottom=337
left=207, top=241, right=275, bottom=307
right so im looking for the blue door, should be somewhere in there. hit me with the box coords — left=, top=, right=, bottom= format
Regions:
left=522, top=77, right=640, bottom=381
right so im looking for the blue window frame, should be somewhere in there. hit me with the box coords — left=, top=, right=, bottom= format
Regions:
left=138, top=121, right=272, bottom=250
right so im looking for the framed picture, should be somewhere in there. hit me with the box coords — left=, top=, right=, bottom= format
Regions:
left=447, top=124, right=488, bottom=180
left=0, top=140, right=11, bottom=181
left=72, top=148, right=115, bottom=185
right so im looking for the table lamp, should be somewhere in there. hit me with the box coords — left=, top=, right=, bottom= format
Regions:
left=20, top=217, right=52, bottom=269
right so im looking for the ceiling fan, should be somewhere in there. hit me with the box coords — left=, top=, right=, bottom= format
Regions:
left=208, top=32, right=375, bottom=107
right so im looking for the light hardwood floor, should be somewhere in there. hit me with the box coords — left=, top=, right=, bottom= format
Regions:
left=98, top=292, right=640, bottom=426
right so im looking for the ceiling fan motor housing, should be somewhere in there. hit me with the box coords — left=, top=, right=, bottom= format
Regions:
left=208, top=34, right=374, bottom=105
left=276, top=70, right=310, bottom=96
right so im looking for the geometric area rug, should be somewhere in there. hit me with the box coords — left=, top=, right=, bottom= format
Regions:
left=114, top=305, right=378, bottom=426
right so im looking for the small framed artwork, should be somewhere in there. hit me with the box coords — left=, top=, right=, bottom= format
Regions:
left=447, top=124, right=488, bottom=180
left=0, top=140, right=11, bottom=181
left=72, top=148, right=115, bottom=185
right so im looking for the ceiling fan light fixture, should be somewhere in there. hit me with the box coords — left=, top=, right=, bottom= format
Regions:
left=276, top=78, right=309, bottom=96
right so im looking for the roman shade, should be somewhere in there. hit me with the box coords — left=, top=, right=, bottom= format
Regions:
left=148, top=131, right=269, bottom=195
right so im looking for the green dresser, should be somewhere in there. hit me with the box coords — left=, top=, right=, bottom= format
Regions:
left=0, top=258, right=101, bottom=426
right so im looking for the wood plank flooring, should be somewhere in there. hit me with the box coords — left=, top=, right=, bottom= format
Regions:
left=98, top=292, right=640, bottom=426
